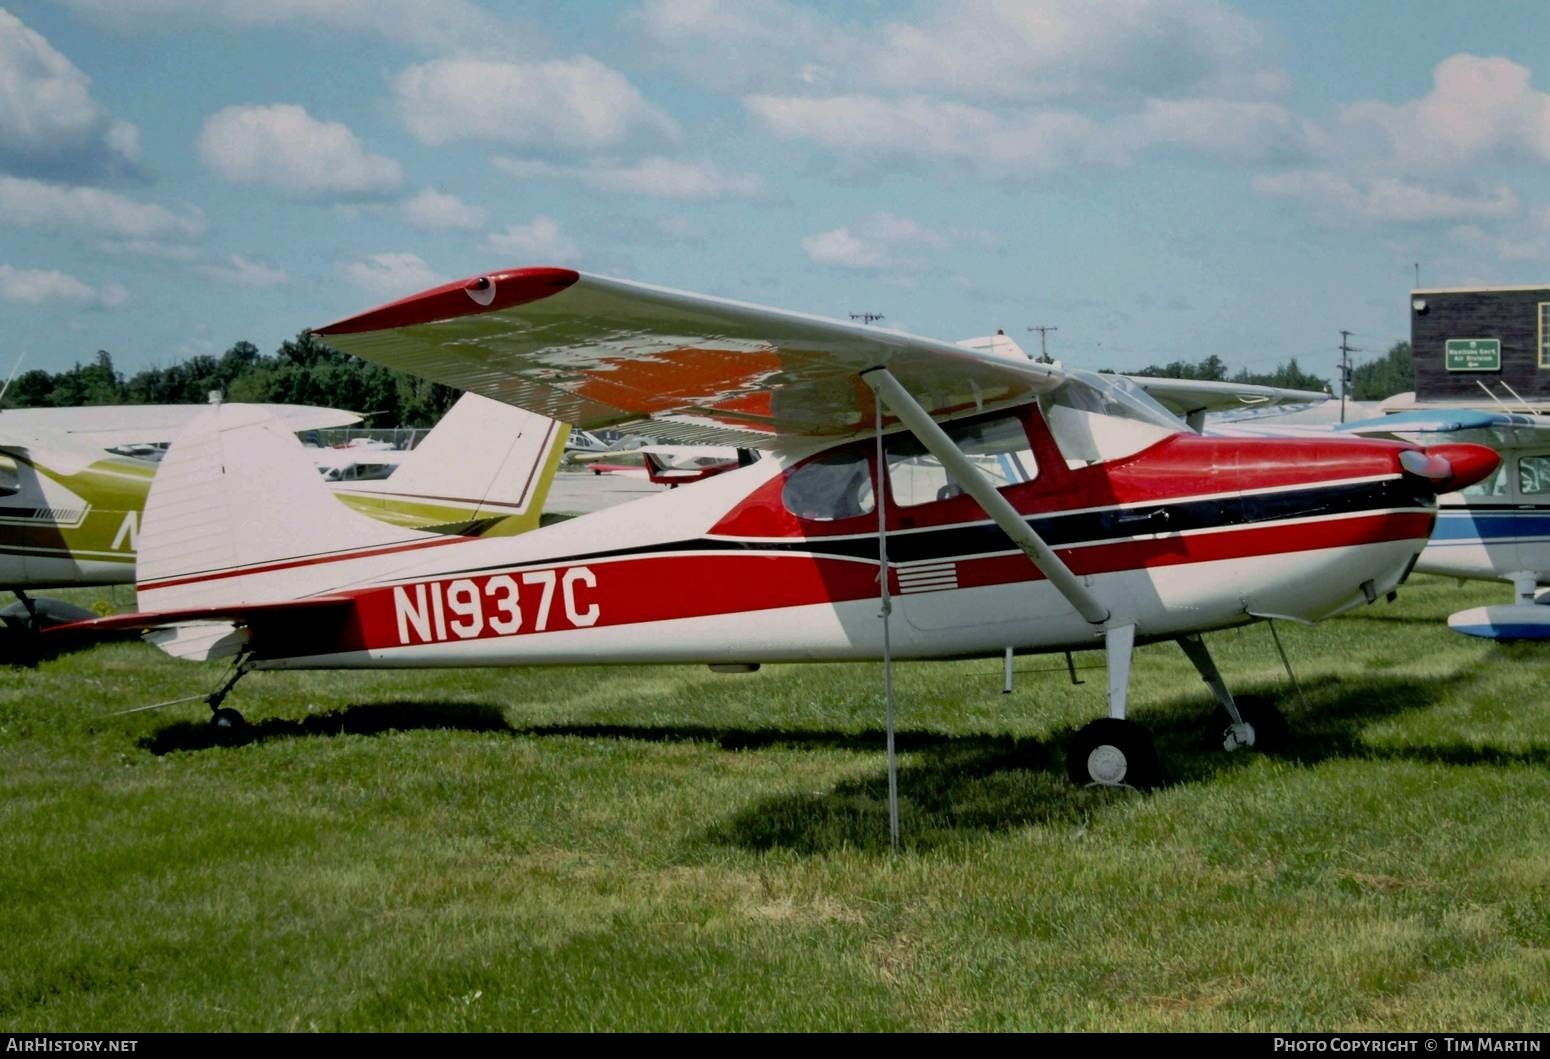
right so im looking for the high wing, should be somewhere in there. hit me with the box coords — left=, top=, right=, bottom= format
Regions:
left=0, top=403, right=361, bottom=451
left=316, top=268, right=1065, bottom=449
left=1127, top=377, right=1329, bottom=432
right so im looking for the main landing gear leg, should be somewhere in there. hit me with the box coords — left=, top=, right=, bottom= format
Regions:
left=1067, top=624, right=1160, bottom=789
left=206, top=651, right=254, bottom=730
left=1178, top=634, right=1270, bottom=752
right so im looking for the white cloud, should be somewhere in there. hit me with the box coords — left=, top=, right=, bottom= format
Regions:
left=198, top=104, right=402, bottom=197
left=801, top=211, right=981, bottom=271
left=492, top=156, right=765, bottom=200
left=0, top=9, right=141, bottom=177
left=394, top=57, right=679, bottom=151
left=0, top=176, right=206, bottom=241
left=0, top=263, right=126, bottom=309
left=1337, top=55, right=1550, bottom=171
left=627, top=0, right=852, bottom=94
left=54, top=0, right=524, bottom=57
left=634, top=0, right=1284, bottom=102
left=201, top=254, right=289, bottom=288
left=1124, top=99, right=1320, bottom=164
left=399, top=188, right=486, bottom=231
left=1252, top=171, right=1519, bottom=224
left=486, top=216, right=581, bottom=263
left=338, top=252, right=439, bottom=302
left=749, top=94, right=1125, bottom=177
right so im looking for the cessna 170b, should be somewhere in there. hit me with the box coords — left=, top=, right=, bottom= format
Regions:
left=70, top=267, right=1498, bottom=787
left=3, top=393, right=565, bottom=627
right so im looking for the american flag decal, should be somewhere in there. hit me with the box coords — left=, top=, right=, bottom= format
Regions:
left=897, top=560, right=959, bottom=594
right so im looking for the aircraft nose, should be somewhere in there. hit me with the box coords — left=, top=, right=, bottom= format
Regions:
left=1398, top=443, right=1500, bottom=495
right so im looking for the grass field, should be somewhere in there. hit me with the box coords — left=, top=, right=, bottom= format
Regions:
left=2, top=574, right=1549, bottom=1031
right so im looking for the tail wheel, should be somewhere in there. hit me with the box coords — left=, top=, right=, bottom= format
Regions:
left=1066, top=718, right=1160, bottom=789
left=209, top=707, right=246, bottom=730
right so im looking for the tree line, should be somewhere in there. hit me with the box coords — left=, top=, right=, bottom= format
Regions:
left=4, top=335, right=1419, bottom=427
left=1, top=333, right=459, bottom=428
left=1122, top=341, right=1414, bottom=401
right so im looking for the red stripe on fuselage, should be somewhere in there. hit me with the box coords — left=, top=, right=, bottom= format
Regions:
left=300, top=509, right=1430, bottom=656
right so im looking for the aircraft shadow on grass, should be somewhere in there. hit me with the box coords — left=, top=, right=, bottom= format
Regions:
left=0, top=626, right=137, bottom=668
left=136, top=660, right=1546, bottom=854
left=138, top=700, right=514, bottom=755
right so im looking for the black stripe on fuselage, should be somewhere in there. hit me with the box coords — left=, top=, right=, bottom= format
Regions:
left=434, top=476, right=1433, bottom=577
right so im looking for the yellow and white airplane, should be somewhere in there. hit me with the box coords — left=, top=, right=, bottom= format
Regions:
left=0, top=394, right=566, bottom=627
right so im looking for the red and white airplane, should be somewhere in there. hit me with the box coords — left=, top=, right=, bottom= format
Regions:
left=71, top=268, right=1498, bottom=787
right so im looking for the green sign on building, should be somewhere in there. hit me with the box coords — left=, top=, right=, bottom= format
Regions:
left=1445, top=338, right=1501, bottom=372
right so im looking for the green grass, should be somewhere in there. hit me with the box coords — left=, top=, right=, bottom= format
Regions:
left=2, top=574, right=1549, bottom=1030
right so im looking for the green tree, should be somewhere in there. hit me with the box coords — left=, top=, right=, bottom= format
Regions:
left=1349, top=341, right=1413, bottom=401
left=1232, top=357, right=1329, bottom=392
left=1132, top=355, right=1229, bottom=381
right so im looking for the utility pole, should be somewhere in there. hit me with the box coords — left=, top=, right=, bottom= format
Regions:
left=850, top=312, right=885, bottom=325
left=1338, top=330, right=1362, bottom=424
left=1026, top=325, right=1058, bottom=364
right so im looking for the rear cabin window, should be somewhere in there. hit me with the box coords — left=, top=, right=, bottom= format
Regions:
left=781, top=450, right=875, bottom=521
left=884, top=416, right=1036, bottom=507
left=0, top=453, right=17, bottom=497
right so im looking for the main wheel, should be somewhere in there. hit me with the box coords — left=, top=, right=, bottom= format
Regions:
left=209, top=707, right=246, bottom=730
left=1066, top=718, right=1160, bottom=789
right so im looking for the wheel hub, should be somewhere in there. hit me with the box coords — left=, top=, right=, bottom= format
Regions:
left=1086, top=743, right=1129, bottom=785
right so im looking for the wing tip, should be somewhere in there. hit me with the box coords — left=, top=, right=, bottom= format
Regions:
left=316, top=266, right=580, bottom=336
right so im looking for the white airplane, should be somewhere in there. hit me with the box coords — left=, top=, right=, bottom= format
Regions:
left=575, top=445, right=757, bottom=486
left=1, top=393, right=565, bottom=629
left=69, top=267, right=1497, bottom=788
left=1335, top=409, right=1550, bottom=639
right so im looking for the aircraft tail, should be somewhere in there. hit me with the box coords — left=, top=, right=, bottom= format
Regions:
left=331, top=393, right=568, bottom=536
left=137, top=403, right=444, bottom=614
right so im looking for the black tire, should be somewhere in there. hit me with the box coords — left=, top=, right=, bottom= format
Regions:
left=209, top=707, right=246, bottom=730
left=1066, top=718, right=1160, bottom=789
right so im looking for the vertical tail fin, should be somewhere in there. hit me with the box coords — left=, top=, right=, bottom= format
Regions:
left=331, top=394, right=568, bottom=535
left=138, top=404, right=438, bottom=611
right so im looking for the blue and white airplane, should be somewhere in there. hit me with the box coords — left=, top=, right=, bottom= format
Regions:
left=1337, top=409, right=1550, bottom=640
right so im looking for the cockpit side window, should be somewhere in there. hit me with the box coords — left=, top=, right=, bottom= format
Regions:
left=781, top=450, right=875, bottom=521
left=885, top=416, right=1036, bottom=507
left=1519, top=455, right=1550, bottom=495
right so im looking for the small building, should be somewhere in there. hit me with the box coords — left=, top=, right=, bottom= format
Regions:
left=1410, top=284, right=1550, bottom=405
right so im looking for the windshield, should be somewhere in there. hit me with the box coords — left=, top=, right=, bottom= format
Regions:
left=1057, top=370, right=1189, bottom=431
left=1040, top=371, right=1186, bottom=467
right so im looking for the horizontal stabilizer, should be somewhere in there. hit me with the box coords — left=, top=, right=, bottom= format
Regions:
left=49, top=595, right=357, bottom=662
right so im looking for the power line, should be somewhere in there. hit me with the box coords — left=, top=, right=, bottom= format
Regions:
left=1026, top=325, right=1058, bottom=364
left=1338, top=330, right=1363, bottom=424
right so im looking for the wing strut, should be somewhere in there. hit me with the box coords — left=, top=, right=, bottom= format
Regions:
left=861, top=368, right=1111, bottom=626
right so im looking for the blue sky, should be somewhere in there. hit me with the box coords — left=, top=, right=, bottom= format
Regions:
left=2, top=0, right=1548, bottom=382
